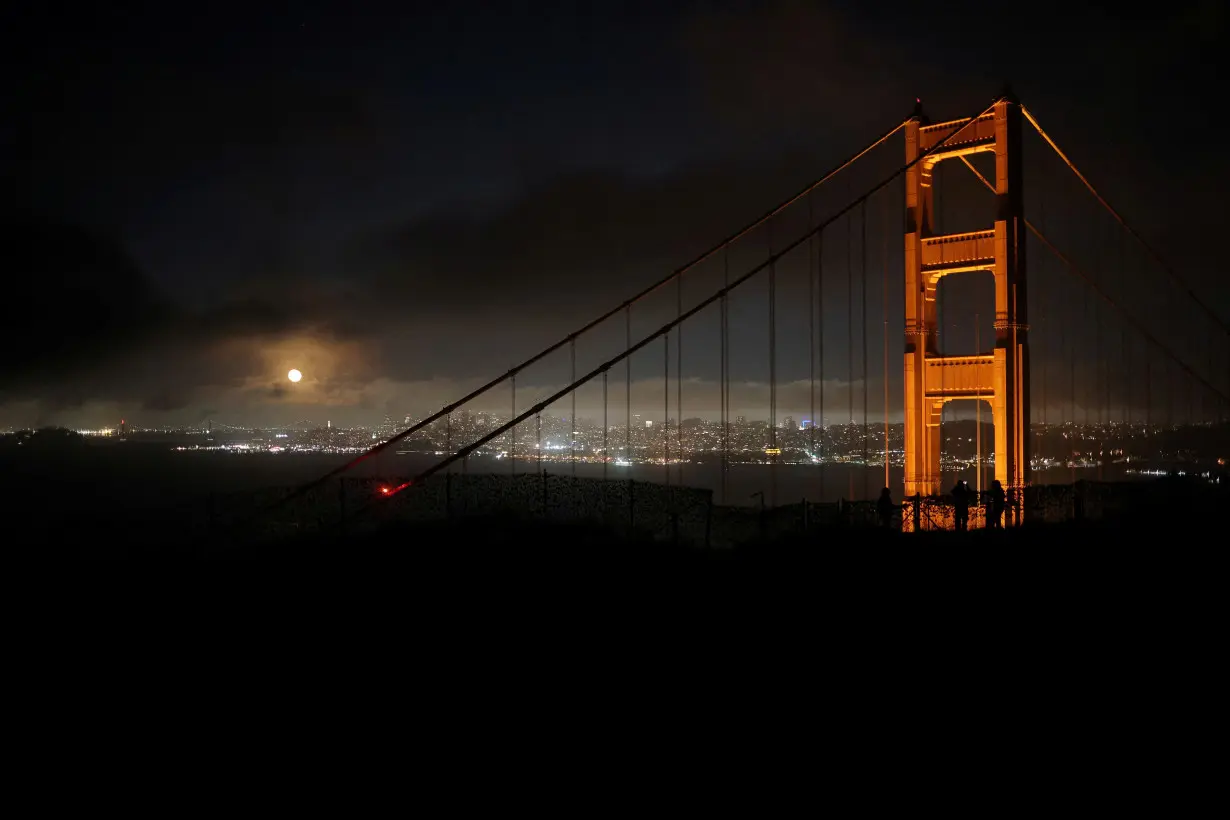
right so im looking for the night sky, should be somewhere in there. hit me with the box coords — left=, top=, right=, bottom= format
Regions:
left=3, top=1, right=1226, bottom=428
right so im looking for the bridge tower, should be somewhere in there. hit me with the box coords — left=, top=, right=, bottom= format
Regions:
left=902, top=94, right=1030, bottom=504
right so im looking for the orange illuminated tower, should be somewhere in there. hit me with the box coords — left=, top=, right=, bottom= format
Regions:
left=902, top=93, right=1029, bottom=507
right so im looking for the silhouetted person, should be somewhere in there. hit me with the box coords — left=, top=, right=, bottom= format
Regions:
left=952, top=480, right=969, bottom=531
left=988, top=480, right=1006, bottom=529
left=877, top=488, right=895, bottom=529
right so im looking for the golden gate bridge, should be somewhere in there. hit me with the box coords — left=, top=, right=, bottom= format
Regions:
left=244, top=88, right=1229, bottom=538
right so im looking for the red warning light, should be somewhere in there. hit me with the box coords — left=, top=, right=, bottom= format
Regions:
left=380, top=486, right=390, bottom=495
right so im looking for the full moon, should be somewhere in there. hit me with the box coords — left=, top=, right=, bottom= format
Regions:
left=287, top=369, right=302, bottom=383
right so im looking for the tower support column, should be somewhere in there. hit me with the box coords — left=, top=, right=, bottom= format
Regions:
left=902, top=94, right=1030, bottom=515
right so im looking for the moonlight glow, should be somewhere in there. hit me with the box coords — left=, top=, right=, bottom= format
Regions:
left=287, top=369, right=302, bottom=383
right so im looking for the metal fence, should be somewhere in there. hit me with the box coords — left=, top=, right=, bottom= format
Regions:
left=194, top=474, right=1219, bottom=549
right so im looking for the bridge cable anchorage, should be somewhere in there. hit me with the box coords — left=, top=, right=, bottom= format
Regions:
left=957, top=153, right=1230, bottom=407
left=369, top=96, right=1009, bottom=505
left=1021, top=104, right=1230, bottom=338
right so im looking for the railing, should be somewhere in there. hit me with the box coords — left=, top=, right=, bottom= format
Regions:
left=69, top=473, right=1222, bottom=556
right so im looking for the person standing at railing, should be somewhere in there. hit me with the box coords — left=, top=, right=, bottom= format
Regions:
left=877, top=488, right=896, bottom=529
left=952, top=480, right=970, bottom=531
left=988, top=480, right=1006, bottom=529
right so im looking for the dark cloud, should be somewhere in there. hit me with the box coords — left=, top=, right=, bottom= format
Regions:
left=342, top=152, right=823, bottom=320
left=2, top=1, right=1225, bottom=428
left=0, top=214, right=328, bottom=413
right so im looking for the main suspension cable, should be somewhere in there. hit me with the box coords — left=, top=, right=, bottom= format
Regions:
left=957, top=157, right=1230, bottom=404
left=1021, top=104, right=1230, bottom=337
left=359, top=97, right=1013, bottom=508
left=1030, top=224, right=1228, bottom=404
left=253, top=115, right=914, bottom=521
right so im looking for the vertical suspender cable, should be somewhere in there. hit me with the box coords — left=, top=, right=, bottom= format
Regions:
left=1101, top=282, right=1110, bottom=471
left=1069, top=273, right=1076, bottom=484
left=511, top=375, right=517, bottom=475
left=977, top=309, right=982, bottom=494
left=809, top=193, right=817, bottom=473
left=768, top=222, right=778, bottom=507
left=861, top=198, right=869, bottom=500
left=818, top=232, right=826, bottom=501
left=846, top=204, right=854, bottom=501
left=882, top=176, right=890, bottom=490
left=1095, top=221, right=1103, bottom=480
left=570, top=339, right=577, bottom=476
left=1145, top=357, right=1151, bottom=443
left=722, top=248, right=730, bottom=505
left=625, top=307, right=631, bottom=462
left=677, top=275, right=683, bottom=489
left=663, top=334, right=670, bottom=488
left=602, top=370, right=608, bottom=483
left=1039, top=163, right=1047, bottom=453
left=1119, top=228, right=1127, bottom=429
left=536, top=413, right=542, bottom=475
left=1083, top=278, right=1090, bottom=432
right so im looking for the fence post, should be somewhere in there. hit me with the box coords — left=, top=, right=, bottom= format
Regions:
left=628, top=479, right=635, bottom=531
left=542, top=470, right=549, bottom=520
left=338, top=478, right=347, bottom=537
left=445, top=471, right=453, bottom=519
left=704, top=493, right=712, bottom=549
left=671, top=486, right=679, bottom=545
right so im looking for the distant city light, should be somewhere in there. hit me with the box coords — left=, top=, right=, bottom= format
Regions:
left=288, top=369, right=302, bottom=383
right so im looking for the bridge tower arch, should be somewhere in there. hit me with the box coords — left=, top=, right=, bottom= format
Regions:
left=903, top=94, right=1030, bottom=505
